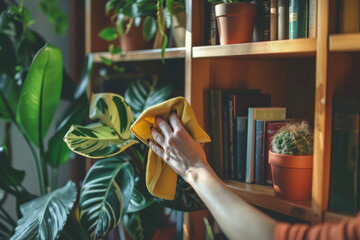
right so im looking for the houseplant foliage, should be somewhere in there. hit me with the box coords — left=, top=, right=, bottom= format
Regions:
left=0, top=1, right=90, bottom=239
left=269, top=121, right=314, bottom=200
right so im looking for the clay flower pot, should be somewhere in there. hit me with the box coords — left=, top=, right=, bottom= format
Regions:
left=215, top=3, right=256, bottom=45
left=268, top=150, right=313, bottom=201
left=120, top=17, right=154, bottom=51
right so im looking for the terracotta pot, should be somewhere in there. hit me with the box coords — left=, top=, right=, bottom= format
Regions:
left=120, top=18, right=154, bottom=51
left=215, top=3, right=256, bottom=45
left=268, top=150, right=313, bottom=201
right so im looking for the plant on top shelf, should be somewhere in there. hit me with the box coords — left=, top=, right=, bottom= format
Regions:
left=268, top=121, right=314, bottom=201
left=98, top=0, right=173, bottom=66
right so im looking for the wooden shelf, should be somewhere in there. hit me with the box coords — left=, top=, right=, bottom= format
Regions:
left=93, top=47, right=186, bottom=63
left=324, top=211, right=355, bottom=223
left=192, top=39, right=316, bottom=58
left=225, top=180, right=312, bottom=222
left=329, top=33, right=360, bottom=52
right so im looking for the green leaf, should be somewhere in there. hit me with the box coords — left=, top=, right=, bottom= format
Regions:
left=109, top=44, right=122, bottom=54
left=46, top=98, right=87, bottom=167
left=161, top=35, right=168, bottom=64
left=10, top=181, right=77, bottom=240
left=100, top=56, right=113, bottom=66
left=143, top=16, right=156, bottom=41
left=74, top=54, right=94, bottom=100
left=124, top=76, right=173, bottom=118
left=64, top=123, right=138, bottom=158
left=98, top=27, right=118, bottom=41
left=0, top=32, right=16, bottom=76
left=124, top=3, right=157, bottom=18
left=127, top=177, right=155, bottom=213
left=203, top=217, right=214, bottom=240
left=16, top=44, right=63, bottom=147
left=0, top=73, right=20, bottom=121
left=17, top=30, right=46, bottom=68
left=122, top=202, right=163, bottom=240
left=0, top=145, right=25, bottom=187
left=22, top=8, right=34, bottom=26
left=164, top=7, right=172, bottom=29
left=166, top=0, right=175, bottom=14
left=89, top=93, right=134, bottom=140
left=79, top=156, right=135, bottom=240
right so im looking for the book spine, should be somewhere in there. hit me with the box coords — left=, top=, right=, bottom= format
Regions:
left=264, top=0, right=271, bottom=41
left=252, top=0, right=265, bottom=42
left=329, top=96, right=360, bottom=214
left=228, top=95, right=236, bottom=180
left=289, top=0, right=309, bottom=39
left=278, top=0, right=289, bottom=40
left=236, top=117, right=248, bottom=182
left=210, top=3, right=218, bottom=45
left=246, top=108, right=255, bottom=183
left=209, top=89, right=223, bottom=179
left=222, top=97, right=230, bottom=179
left=270, top=0, right=278, bottom=40
left=308, top=0, right=317, bottom=38
left=254, top=120, right=266, bottom=185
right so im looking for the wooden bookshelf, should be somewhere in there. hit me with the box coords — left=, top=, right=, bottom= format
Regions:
left=329, top=33, right=360, bottom=51
left=192, top=39, right=316, bottom=58
left=324, top=211, right=355, bottom=223
left=93, top=47, right=186, bottom=63
left=225, top=181, right=312, bottom=222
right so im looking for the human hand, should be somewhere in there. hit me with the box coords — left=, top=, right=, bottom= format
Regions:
left=148, top=112, right=210, bottom=182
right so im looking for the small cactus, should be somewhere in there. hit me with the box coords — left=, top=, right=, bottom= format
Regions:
left=271, top=121, right=313, bottom=155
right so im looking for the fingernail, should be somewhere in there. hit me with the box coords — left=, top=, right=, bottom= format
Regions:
left=147, top=139, right=150, bottom=144
left=150, top=126, right=153, bottom=131
left=170, top=110, right=177, bottom=115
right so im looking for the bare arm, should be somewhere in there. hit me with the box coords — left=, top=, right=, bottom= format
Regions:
left=148, top=113, right=277, bottom=240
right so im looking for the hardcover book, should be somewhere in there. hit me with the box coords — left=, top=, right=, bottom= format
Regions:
left=329, top=95, right=360, bottom=214
left=278, top=0, right=289, bottom=40
left=252, top=0, right=271, bottom=41
left=308, top=0, right=317, bottom=38
left=246, top=108, right=286, bottom=183
left=289, top=0, right=309, bottom=39
left=270, top=0, right=278, bottom=40
left=236, top=117, right=248, bottom=182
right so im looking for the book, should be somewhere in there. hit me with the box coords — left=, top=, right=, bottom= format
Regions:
left=252, top=0, right=271, bottom=42
left=236, top=117, right=248, bottom=182
left=246, top=108, right=286, bottom=183
left=278, top=0, right=289, bottom=40
left=338, top=0, right=360, bottom=33
left=308, top=0, right=317, bottom=38
left=209, top=89, right=224, bottom=179
left=329, top=95, right=360, bottom=215
left=254, top=120, right=289, bottom=185
left=289, top=0, right=309, bottom=39
left=270, top=0, right=278, bottom=40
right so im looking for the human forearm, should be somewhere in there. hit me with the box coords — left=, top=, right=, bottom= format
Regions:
left=185, top=165, right=277, bottom=240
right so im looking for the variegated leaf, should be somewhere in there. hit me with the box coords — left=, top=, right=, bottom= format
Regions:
left=79, top=156, right=135, bottom=240
left=124, top=76, right=173, bottom=119
left=10, top=181, right=77, bottom=240
left=89, top=93, right=133, bottom=140
left=64, top=123, right=138, bottom=158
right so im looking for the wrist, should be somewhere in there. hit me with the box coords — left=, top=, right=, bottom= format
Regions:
left=184, top=162, right=213, bottom=186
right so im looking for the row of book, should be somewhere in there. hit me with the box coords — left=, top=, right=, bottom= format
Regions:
left=209, top=89, right=289, bottom=185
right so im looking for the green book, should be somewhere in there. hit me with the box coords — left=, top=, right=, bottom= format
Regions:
left=289, top=0, right=309, bottom=39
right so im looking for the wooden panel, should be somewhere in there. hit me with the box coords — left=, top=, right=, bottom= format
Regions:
left=92, top=48, right=185, bottom=62
left=329, top=33, right=360, bottom=51
left=192, top=39, right=316, bottom=58
left=225, top=181, right=313, bottom=222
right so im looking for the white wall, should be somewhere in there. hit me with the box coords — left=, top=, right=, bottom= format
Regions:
left=1, top=0, right=72, bottom=219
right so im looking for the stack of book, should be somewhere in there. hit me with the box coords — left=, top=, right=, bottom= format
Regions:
left=209, top=89, right=288, bottom=185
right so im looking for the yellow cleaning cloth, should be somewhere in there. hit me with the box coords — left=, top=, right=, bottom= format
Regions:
left=130, top=96, right=211, bottom=200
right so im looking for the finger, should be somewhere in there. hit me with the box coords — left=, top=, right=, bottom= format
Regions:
left=155, top=116, right=173, bottom=137
left=150, top=127, right=165, bottom=146
left=169, top=112, right=183, bottom=131
left=148, top=140, right=165, bottom=159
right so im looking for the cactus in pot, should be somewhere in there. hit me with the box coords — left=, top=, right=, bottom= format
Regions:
left=271, top=121, right=313, bottom=156
left=268, top=121, right=314, bottom=201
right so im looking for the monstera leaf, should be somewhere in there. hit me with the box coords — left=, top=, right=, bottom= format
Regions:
left=79, top=156, right=135, bottom=240
left=16, top=44, right=63, bottom=147
left=64, top=93, right=138, bottom=158
left=10, top=181, right=77, bottom=240
left=122, top=202, right=163, bottom=240
left=124, top=76, right=173, bottom=118
left=0, top=73, right=20, bottom=121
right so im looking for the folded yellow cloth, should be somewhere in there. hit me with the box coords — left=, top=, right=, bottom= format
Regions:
left=130, top=96, right=211, bottom=200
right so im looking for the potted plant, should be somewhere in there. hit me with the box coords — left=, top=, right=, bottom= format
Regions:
left=208, top=0, right=256, bottom=45
left=268, top=121, right=313, bottom=201
left=167, top=0, right=186, bottom=47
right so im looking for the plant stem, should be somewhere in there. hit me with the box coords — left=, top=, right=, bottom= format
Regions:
left=39, top=142, right=49, bottom=192
left=50, top=167, right=58, bottom=191
left=0, top=92, right=46, bottom=195
left=0, top=205, right=16, bottom=226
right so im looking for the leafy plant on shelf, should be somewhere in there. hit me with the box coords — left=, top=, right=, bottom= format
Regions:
left=0, top=1, right=91, bottom=239
left=99, top=0, right=176, bottom=66
left=207, top=0, right=252, bottom=3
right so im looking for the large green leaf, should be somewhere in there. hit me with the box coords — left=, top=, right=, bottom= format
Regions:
left=16, top=44, right=63, bottom=147
left=127, top=177, right=155, bottom=213
left=46, top=97, right=87, bottom=167
left=10, top=181, right=77, bottom=240
left=98, top=27, right=118, bottom=41
left=0, top=32, right=16, bottom=76
left=74, top=54, right=94, bottom=100
left=89, top=93, right=134, bottom=140
left=124, top=76, right=173, bottom=118
left=0, top=145, right=25, bottom=187
left=64, top=123, right=138, bottom=158
left=143, top=16, right=156, bottom=41
left=0, top=73, right=20, bottom=121
left=122, top=202, right=163, bottom=240
left=79, top=156, right=135, bottom=240
left=16, top=30, right=45, bottom=68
